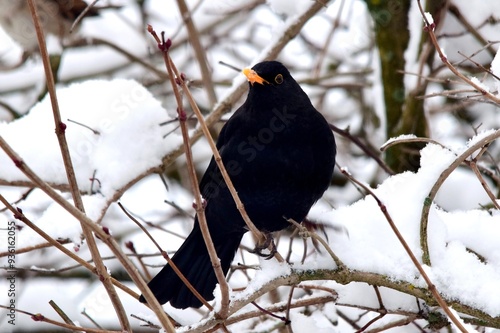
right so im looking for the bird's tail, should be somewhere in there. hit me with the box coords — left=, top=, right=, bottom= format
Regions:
left=139, top=224, right=244, bottom=309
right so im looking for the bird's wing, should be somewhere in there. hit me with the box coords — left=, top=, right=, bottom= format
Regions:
left=198, top=107, right=246, bottom=199
left=198, top=126, right=230, bottom=200
left=198, top=155, right=221, bottom=200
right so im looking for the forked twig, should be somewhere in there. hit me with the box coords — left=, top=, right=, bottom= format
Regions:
left=287, top=218, right=345, bottom=269
left=419, top=129, right=500, bottom=268
left=417, top=0, right=500, bottom=105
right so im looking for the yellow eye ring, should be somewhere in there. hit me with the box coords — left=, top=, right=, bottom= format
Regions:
left=274, top=74, right=283, bottom=84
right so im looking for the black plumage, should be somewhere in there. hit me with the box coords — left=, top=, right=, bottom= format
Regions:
left=139, top=61, right=336, bottom=309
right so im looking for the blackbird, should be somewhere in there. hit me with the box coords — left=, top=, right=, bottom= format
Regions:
left=139, top=61, right=336, bottom=309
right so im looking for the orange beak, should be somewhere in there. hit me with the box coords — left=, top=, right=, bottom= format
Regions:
left=242, top=68, right=269, bottom=85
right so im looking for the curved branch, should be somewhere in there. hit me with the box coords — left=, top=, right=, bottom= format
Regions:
left=420, top=129, right=500, bottom=266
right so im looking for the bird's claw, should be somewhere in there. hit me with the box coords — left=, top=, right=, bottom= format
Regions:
left=250, top=233, right=277, bottom=260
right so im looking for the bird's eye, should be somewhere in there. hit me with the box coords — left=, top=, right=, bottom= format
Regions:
left=274, top=74, right=283, bottom=84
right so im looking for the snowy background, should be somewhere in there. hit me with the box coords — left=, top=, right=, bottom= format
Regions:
left=1, top=0, right=500, bottom=332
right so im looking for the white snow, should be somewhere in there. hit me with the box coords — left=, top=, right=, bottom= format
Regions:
left=470, top=76, right=490, bottom=93
left=492, top=47, right=500, bottom=94
left=290, top=309, right=338, bottom=332
left=232, top=257, right=292, bottom=302
left=0, top=79, right=181, bottom=198
left=326, top=140, right=500, bottom=317
left=382, top=134, right=418, bottom=148
left=423, top=12, right=434, bottom=29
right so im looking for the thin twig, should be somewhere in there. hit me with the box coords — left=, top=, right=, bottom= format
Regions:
left=148, top=27, right=225, bottom=312
left=251, top=301, right=290, bottom=323
left=67, top=36, right=169, bottom=79
left=287, top=218, right=345, bottom=269
left=380, top=136, right=447, bottom=152
left=124, top=240, right=151, bottom=281
left=0, top=239, right=68, bottom=257
left=175, top=0, right=217, bottom=106
left=356, top=286, right=387, bottom=332
left=70, top=0, right=99, bottom=32
left=457, top=51, right=500, bottom=81
left=468, top=148, right=500, bottom=210
left=81, top=308, right=104, bottom=329
left=416, top=88, right=480, bottom=100
left=364, top=315, right=420, bottom=333
left=417, top=0, right=500, bottom=105
left=284, top=286, right=295, bottom=325
left=118, top=201, right=213, bottom=310
left=357, top=313, right=386, bottom=333
left=447, top=3, right=497, bottom=57
left=227, top=295, right=335, bottom=328
left=49, top=300, right=76, bottom=327
left=130, top=313, right=161, bottom=330
left=27, top=1, right=131, bottom=330
left=331, top=123, right=393, bottom=175
left=313, top=0, right=346, bottom=77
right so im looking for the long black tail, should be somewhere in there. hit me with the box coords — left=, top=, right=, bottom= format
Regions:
left=139, top=223, right=244, bottom=309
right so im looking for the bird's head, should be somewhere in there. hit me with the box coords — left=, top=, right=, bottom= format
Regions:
left=241, top=61, right=309, bottom=111
left=242, top=61, right=293, bottom=88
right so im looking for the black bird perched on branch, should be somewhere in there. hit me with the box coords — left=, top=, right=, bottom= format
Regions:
left=139, top=61, right=336, bottom=309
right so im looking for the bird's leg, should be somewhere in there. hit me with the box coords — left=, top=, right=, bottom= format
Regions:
left=249, top=232, right=277, bottom=260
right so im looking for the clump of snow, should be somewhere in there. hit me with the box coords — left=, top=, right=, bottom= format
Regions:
left=470, top=76, right=490, bottom=93
left=326, top=137, right=500, bottom=316
left=289, top=309, right=337, bottom=332
left=232, top=257, right=291, bottom=303
left=0, top=79, right=181, bottom=198
left=381, top=134, right=418, bottom=149
left=267, top=0, right=298, bottom=17
left=423, top=12, right=434, bottom=29
left=463, top=129, right=498, bottom=155
left=266, top=0, right=311, bottom=18
left=15, top=194, right=109, bottom=247
left=491, top=47, right=500, bottom=94
left=436, top=167, right=493, bottom=211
